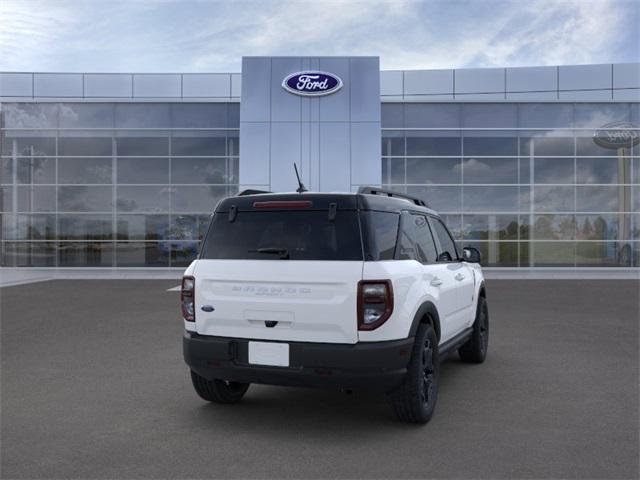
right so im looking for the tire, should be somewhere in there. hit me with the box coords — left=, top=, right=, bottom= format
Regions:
left=458, top=296, right=489, bottom=364
left=388, top=323, right=439, bottom=424
left=190, top=370, right=250, bottom=404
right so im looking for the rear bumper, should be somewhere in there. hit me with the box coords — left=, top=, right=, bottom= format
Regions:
left=183, top=332, right=414, bottom=393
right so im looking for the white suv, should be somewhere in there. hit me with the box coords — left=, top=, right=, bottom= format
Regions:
left=182, top=187, right=488, bottom=423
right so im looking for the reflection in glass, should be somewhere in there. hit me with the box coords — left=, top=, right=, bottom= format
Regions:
left=576, top=157, right=630, bottom=184
left=58, top=186, right=112, bottom=212
left=115, top=242, right=169, bottom=267
left=519, top=136, right=574, bottom=156
left=534, top=158, right=574, bottom=184
left=463, top=187, right=520, bottom=212
left=116, top=215, right=169, bottom=240
left=575, top=214, right=627, bottom=241
left=2, top=242, right=56, bottom=267
left=575, top=242, right=632, bottom=267
left=171, top=136, right=226, bottom=156
left=463, top=241, right=518, bottom=267
left=533, top=215, right=575, bottom=240
left=463, top=158, right=517, bottom=184
left=576, top=186, right=624, bottom=212
left=58, top=158, right=112, bottom=184
left=116, top=137, right=168, bottom=156
left=406, top=134, right=461, bottom=156
left=17, top=157, right=56, bottom=184
left=170, top=241, right=199, bottom=267
left=58, top=104, right=114, bottom=128
left=58, top=242, right=114, bottom=267
left=405, top=157, right=461, bottom=184
left=533, top=186, right=575, bottom=212
left=171, top=158, right=228, bottom=184
left=1, top=136, right=56, bottom=156
left=58, top=214, right=112, bottom=240
left=117, top=158, right=169, bottom=184
left=16, top=186, right=56, bottom=212
left=381, top=132, right=404, bottom=156
left=532, top=242, right=575, bottom=267
left=463, top=137, right=517, bottom=156
left=116, top=186, right=170, bottom=213
left=406, top=186, right=462, bottom=212
left=58, top=137, right=112, bottom=156
left=463, top=215, right=518, bottom=240
left=171, top=186, right=230, bottom=213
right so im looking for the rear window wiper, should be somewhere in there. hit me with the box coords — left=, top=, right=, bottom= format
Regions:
left=248, top=247, right=290, bottom=260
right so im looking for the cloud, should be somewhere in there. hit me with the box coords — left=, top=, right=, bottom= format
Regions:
left=0, top=0, right=637, bottom=72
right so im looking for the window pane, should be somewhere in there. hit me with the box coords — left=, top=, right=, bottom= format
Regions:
left=2, top=214, right=56, bottom=240
left=463, top=186, right=520, bottom=212
left=117, top=215, right=169, bottom=240
left=1, top=136, right=56, bottom=156
left=405, top=104, right=461, bottom=128
left=116, top=186, right=170, bottom=213
left=534, top=158, right=575, bottom=184
left=387, top=158, right=405, bottom=184
left=1, top=104, right=58, bottom=128
left=59, top=103, right=114, bottom=128
left=519, top=136, right=574, bottom=156
left=440, top=214, right=462, bottom=240
left=406, top=186, right=462, bottom=212
left=463, top=137, right=518, bottom=156
left=575, top=214, right=629, bottom=241
left=1, top=242, right=56, bottom=267
left=462, top=215, right=518, bottom=240
left=16, top=157, right=56, bottom=184
left=115, top=242, right=169, bottom=266
left=362, top=211, right=400, bottom=261
left=116, top=137, right=168, bottom=156
left=58, top=186, right=112, bottom=212
left=531, top=242, right=575, bottom=266
left=518, top=104, right=573, bottom=128
left=58, top=214, right=112, bottom=240
left=397, top=214, right=437, bottom=263
left=58, top=158, right=112, bottom=184
left=533, top=186, right=575, bottom=212
left=381, top=132, right=404, bottom=156
left=17, top=186, right=56, bottom=212
left=58, top=137, right=112, bottom=156
left=171, top=104, right=229, bottom=128
left=576, top=135, right=629, bottom=156
left=381, top=104, right=403, bottom=128
left=171, top=158, right=229, bottom=184
left=171, top=136, right=226, bottom=156
left=533, top=214, right=575, bottom=240
left=576, top=185, right=625, bottom=212
left=576, top=157, right=627, bottom=184
left=171, top=186, right=229, bottom=212
left=574, top=104, right=630, bottom=128
left=575, top=242, right=632, bottom=267
left=117, top=158, right=169, bottom=184
left=58, top=242, right=114, bottom=267
left=463, top=158, right=517, bottom=184
left=407, top=158, right=461, bottom=184
left=462, top=104, right=517, bottom=128
left=406, top=134, right=461, bottom=156
left=114, top=104, right=171, bottom=128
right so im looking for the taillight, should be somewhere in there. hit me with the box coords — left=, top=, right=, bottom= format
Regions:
left=357, top=280, right=393, bottom=330
left=181, top=276, right=195, bottom=322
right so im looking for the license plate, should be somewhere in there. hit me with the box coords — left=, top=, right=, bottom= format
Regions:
left=248, top=341, right=289, bottom=367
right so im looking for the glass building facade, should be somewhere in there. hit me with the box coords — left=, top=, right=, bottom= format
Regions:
left=0, top=66, right=638, bottom=269
left=0, top=102, right=239, bottom=267
left=382, top=103, right=640, bottom=267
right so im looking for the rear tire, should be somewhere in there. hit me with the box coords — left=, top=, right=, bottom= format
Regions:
left=458, top=296, right=489, bottom=363
left=388, top=323, right=439, bottom=424
left=190, top=370, right=250, bottom=404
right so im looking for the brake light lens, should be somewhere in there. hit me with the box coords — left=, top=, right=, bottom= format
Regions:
left=253, top=200, right=312, bottom=209
left=357, top=280, right=393, bottom=330
left=181, top=276, right=195, bottom=322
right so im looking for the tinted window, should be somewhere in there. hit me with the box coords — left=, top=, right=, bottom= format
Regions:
left=398, top=213, right=437, bottom=263
left=430, top=218, right=458, bottom=261
left=362, top=211, right=399, bottom=260
left=201, top=211, right=363, bottom=261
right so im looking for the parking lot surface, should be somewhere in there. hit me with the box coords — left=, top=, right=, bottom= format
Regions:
left=1, top=279, right=638, bottom=479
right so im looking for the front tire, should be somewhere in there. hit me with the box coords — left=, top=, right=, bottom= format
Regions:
left=388, top=323, right=439, bottom=424
left=458, top=296, right=489, bottom=363
left=190, top=370, right=250, bottom=404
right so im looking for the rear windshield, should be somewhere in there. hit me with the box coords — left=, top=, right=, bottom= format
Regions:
left=201, top=211, right=364, bottom=261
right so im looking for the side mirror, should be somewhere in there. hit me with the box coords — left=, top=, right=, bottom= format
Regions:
left=462, top=247, right=482, bottom=264
left=437, top=251, right=452, bottom=262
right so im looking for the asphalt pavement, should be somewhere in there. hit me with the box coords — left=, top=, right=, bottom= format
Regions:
left=1, top=279, right=638, bottom=479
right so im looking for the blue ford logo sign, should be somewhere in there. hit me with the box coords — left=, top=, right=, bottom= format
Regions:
left=282, top=71, right=343, bottom=96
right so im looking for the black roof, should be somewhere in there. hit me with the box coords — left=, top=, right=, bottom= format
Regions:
left=215, top=190, right=439, bottom=216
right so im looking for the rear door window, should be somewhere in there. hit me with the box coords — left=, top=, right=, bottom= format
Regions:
left=398, top=213, right=438, bottom=263
left=201, top=210, right=363, bottom=261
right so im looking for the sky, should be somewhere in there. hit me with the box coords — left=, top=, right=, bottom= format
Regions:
left=0, top=0, right=638, bottom=73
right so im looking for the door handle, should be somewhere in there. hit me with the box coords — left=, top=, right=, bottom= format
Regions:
left=430, top=277, right=443, bottom=287
left=455, top=273, right=465, bottom=281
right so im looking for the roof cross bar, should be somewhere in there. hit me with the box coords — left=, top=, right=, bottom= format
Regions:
left=357, top=186, right=428, bottom=207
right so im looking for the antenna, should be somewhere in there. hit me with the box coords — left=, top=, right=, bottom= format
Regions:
left=293, top=163, right=308, bottom=193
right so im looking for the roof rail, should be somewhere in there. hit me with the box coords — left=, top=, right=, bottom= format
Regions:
left=238, top=189, right=271, bottom=196
left=357, top=186, right=428, bottom=207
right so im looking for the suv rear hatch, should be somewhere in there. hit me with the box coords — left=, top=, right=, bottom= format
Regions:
left=193, top=196, right=364, bottom=344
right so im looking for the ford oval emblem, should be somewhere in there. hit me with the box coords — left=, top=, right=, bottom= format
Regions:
left=593, top=122, right=640, bottom=149
left=282, top=71, right=343, bottom=96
